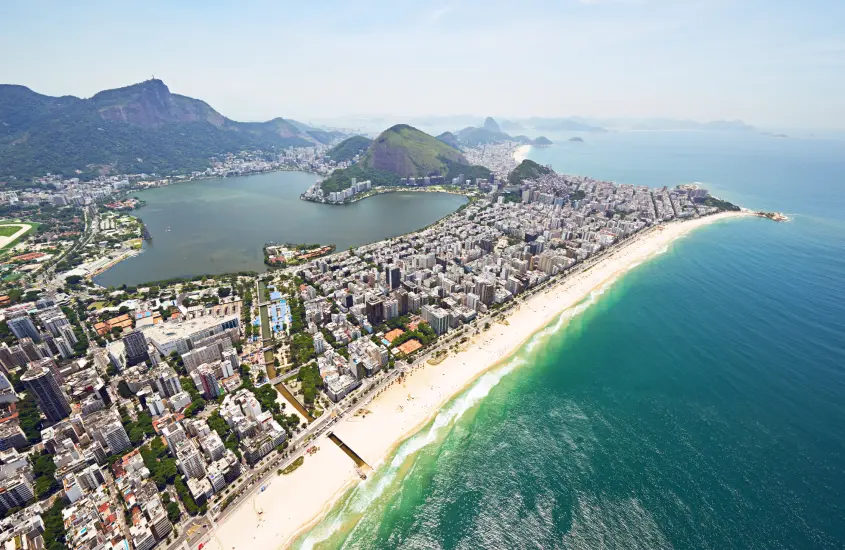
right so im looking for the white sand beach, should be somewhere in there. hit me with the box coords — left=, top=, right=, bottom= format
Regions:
left=205, top=211, right=749, bottom=550
left=513, top=144, right=532, bottom=163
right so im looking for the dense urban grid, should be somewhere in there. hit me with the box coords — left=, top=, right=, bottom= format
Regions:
left=0, top=135, right=744, bottom=550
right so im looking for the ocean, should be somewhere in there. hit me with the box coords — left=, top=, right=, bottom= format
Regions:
left=294, top=131, right=845, bottom=549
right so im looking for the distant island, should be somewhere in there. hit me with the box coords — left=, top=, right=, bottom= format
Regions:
left=569, top=137, right=584, bottom=143
left=444, top=117, right=554, bottom=148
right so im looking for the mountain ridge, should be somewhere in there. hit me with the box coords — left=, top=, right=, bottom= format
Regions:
left=0, top=79, right=335, bottom=179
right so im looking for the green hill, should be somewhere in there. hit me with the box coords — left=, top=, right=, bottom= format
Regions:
left=320, top=124, right=490, bottom=195
left=363, top=124, right=468, bottom=178
left=508, top=159, right=553, bottom=185
left=0, top=79, right=331, bottom=179
left=326, top=135, right=373, bottom=162
left=436, top=132, right=460, bottom=149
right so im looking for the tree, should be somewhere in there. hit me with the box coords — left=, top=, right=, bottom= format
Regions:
left=169, top=351, right=186, bottom=375
left=32, top=453, right=60, bottom=498
left=297, top=365, right=323, bottom=405
left=43, top=498, right=68, bottom=550
left=175, top=477, right=200, bottom=516
left=167, top=501, right=181, bottom=522
left=18, top=393, right=42, bottom=443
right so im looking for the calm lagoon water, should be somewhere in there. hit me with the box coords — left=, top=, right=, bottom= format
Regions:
left=94, top=171, right=466, bottom=287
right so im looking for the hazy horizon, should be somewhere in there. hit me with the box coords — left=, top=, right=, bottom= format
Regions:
left=2, top=0, right=843, bottom=131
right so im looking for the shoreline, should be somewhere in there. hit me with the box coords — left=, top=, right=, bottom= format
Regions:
left=204, top=211, right=751, bottom=550
left=513, top=144, right=532, bottom=163
left=300, top=186, right=476, bottom=206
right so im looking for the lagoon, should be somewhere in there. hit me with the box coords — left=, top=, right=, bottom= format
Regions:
left=94, top=171, right=467, bottom=287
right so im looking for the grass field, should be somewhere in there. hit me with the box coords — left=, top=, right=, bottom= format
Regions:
left=0, top=226, right=22, bottom=237
left=0, top=221, right=37, bottom=250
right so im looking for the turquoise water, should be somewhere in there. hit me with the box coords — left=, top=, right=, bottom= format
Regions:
left=296, top=131, right=845, bottom=549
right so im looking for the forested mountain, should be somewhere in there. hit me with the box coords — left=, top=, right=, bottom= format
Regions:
left=0, top=79, right=333, bottom=179
left=320, top=124, right=490, bottom=194
left=325, top=135, right=373, bottom=162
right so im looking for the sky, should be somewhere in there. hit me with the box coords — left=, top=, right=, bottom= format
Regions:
left=1, top=0, right=843, bottom=130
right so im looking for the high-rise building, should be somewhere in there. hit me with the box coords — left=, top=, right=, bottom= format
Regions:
left=36, top=297, right=56, bottom=310
left=221, top=348, right=240, bottom=372
left=21, top=365, right=71, bottom=422
left=33, top=357, right=61, bottom=381
left=19, top=338, right=43, bottom=362
left=197, top=365, right=220, bottom=399
left=200, top=432, right=226, bottom=462
left=421, top=305, right=450, bottom=336
left=6, top=311, right=40, bottom=342
left=84, top=409, right=131, bottom=455
left=383, top=298, right=399, bottom=320
left=58, top=323, right=78, bottom=346
left=395, top=289, right=409, bottom=315
left=0, top=475, right=35, bottom=515
left=366, top=298, right=384, bottom=325
left=148, top=393, right=165, bottom=416
left=408, top=292, right=421, bottom=313
left=385, top=265, right=401, bottom=290
left=153, top=365, right=182, bottom=398
left=175, top=440, right=206, bottom=479
left=122, top=330, right=150, bottom=367
left=475, top=280, right=494, bottom=305
left=161, top=423, right=187, bottom=450
left=41, top=312, right=70, bottom=338
left=0, top=344, right=15, bottom=374
left=5, top=345, right=28, bottom=368
left=54, top=336, right=74, bottom=359
left=313, top=333, right=326, bottom=355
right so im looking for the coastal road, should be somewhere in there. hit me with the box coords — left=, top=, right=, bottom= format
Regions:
left=176, top=369, right=406, bottom=550
left=169, top=225, right=667, bottom=550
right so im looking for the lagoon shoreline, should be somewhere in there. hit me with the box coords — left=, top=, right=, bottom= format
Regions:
left=203, top=211, right=751, bottom=550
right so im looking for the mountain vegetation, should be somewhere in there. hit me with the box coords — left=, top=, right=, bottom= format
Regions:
left=363, top=124, right=468, bottom=178
left=320, top=124, right=490, bottom=194
left=325, top=135, right=372, bottom=162
left=508, top=159, right=553, bottom=185
left=0, top=79, right=332, bottom=180
left=435, top=132, right=460, bottom=149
